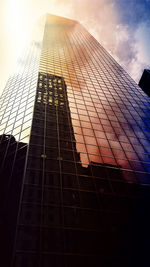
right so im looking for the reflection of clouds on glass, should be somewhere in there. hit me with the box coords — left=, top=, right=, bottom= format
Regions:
left=60, top=23, right=150, bottom=182
left=0, top=16, right=45, bottom=144
left=10, top=14, right=149, bottom=184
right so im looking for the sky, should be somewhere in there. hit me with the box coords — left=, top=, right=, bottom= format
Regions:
left=0, top=0, right=150, bottom=96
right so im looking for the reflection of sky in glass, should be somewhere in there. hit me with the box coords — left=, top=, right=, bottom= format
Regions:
left=0, top=17, right=45, bottom=145
left=1, top=14, right=150, bottom=185
left=39, top=15, right=150, bottom=184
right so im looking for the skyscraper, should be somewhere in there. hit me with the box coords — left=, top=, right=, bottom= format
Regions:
left=0, top=14, right=150, bottom=267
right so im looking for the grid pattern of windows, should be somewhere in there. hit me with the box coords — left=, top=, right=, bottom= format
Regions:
left=0, top=18, right=45, bottom=267
left=1, top=14, right=150, bottom=267
left=38, top=15, right=150, bottom=184
left=0, top=42, right=42, bottom=143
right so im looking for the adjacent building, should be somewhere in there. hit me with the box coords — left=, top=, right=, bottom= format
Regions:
left=0, top=14, right=150, bottom=267
left=139, top=69, right=150, bottom=97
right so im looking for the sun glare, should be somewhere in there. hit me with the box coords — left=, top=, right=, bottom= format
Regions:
left=6, top=0, right=32, bottom=57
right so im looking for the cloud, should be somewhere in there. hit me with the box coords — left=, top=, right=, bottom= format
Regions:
left=79, top=0, right=150, bottom=83
left=109, top=0, right=150, bottom=82
left=111, top=19, right=150, bottom=83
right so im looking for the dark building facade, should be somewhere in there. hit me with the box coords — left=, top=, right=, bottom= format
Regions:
left=0, top=14, right=150, bottom=267
left=139, top=69, right=150, bottom=97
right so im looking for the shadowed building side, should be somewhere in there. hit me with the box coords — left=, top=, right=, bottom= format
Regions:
left=0, top=135, right=27, bottom=267
left=12, top=73, right=150, bottom=267
left=139, top=69, right=150, bottom=97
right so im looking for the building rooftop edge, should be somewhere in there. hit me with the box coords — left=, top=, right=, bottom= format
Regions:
left=45, top=13, right=78, bottom=24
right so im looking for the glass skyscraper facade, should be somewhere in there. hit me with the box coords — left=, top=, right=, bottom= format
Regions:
left=0, top=14, right=150, bottom=267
